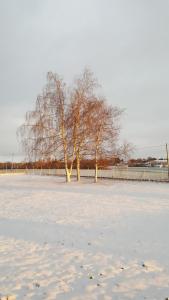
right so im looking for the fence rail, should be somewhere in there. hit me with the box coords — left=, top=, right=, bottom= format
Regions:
left=0, top=167, right=168, bottom=182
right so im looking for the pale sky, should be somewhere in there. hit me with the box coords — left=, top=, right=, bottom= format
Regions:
left=0, top=0, right=169, bottom=161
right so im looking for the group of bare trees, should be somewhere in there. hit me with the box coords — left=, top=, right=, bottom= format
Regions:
left=18, top=68, right=129, bottom=182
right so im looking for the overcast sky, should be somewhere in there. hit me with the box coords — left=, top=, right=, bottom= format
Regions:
left=0, top=0, right=169, bottom=161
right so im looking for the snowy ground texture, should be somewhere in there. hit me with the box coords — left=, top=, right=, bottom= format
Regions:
left=0, top=175, right=169, bottom=300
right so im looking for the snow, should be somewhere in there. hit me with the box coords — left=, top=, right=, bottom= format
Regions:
left=0, top=175, right=169, bottom=300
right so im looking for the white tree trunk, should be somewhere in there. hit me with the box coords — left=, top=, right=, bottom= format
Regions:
left=95, top=147, right=98, bottom=183
left=66, top=168, right=71, bottom=183
left=76, top=151, right=80, bottom=182
left=95, top=163, right=98, bottom=183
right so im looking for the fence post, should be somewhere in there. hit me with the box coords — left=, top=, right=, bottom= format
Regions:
left=166, top=144, right=169, bottom=181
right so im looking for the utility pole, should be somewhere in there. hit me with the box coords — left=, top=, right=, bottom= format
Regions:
left=166, top=144, right=169, bottom=181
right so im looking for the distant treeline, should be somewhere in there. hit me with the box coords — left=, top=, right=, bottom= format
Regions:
left=1, top=157, right=165, bottom=170
left=0, top=157, right=121, bottom=170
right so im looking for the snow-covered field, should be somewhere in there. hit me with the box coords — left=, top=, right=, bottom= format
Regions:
left=0, top=175, right=169, bottom=300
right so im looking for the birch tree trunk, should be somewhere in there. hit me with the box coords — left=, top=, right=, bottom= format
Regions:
left=95, top=146, right=98, bottom=183
left=66, top=168, right=71, bottom=182
left=76, top=150, right=81, bottom=182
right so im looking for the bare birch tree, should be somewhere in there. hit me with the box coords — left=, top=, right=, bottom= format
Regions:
left=88, top=98, right=122, bottom=182
left=69, top=68, right=98, bottom=181
left=18, top=72, right=76, bottom=182
left=46, top=72, right=75, bottom=182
